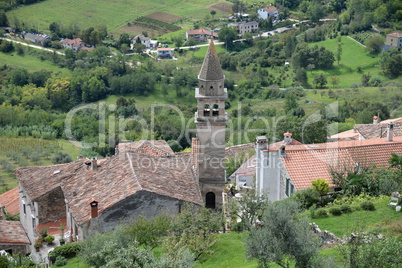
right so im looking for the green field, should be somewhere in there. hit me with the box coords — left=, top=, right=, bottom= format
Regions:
left=0, top=51, right=71, bottom=76
left=307, top=37, right=402, bottom=88
left=7, top=0, right=228, bottom=34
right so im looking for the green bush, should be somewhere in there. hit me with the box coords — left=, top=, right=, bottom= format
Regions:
left=0, top=255, right=9, bottom=267
left=48, top=242, right=82, bottom=262
left=340, top=204, right=352, bottom=213
left=329, top=207, right=342, bottom=216
left=315, top=208, right=328, bottom=218
left=231, top=221, right=245, bottom=232
left=360, top=201, right=375, bottom=211
left=54, top=256, right=67, bottom=266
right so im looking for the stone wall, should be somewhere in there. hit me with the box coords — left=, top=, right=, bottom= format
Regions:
left=36, top=187, right=66, bottom=224
left=0, top=244, right=29, bottom=255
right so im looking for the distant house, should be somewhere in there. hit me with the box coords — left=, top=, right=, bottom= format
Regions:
left=0, top=220, right=31, bottom=255
left=186, top=29, right=218, bottom=42
left=228, top=21, right=259, bottom=35
left=60, top=38, right=84, bottom=52
left=133, top=34, right=159, bottom=49
left=257, top=6, right=279, bottom=23
left=385, top=32, right=402, bottom=48
left=24, top=33, right=49, bottom=45
left=157, top=47, right=174, bottom=58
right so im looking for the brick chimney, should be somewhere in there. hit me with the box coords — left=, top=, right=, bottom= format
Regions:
left=373, top=116, right=379, bottom=124
left=283, top=132, right=292, bottom=144
left=89, top=199, right=99, bottom=218
left=386, top=122, right=394, bottom=142
left=91, top=158, right=97, bottom=171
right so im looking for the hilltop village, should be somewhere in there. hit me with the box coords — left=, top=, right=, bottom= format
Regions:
left=0, top=0, right=402, bottom=267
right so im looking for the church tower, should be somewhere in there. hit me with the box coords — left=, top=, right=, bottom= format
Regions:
left=195, top=39, right=227, bottom=209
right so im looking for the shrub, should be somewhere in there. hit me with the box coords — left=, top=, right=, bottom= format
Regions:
left=45, top=235, right=55, bottom=243
left=231, top=221, right=245, bottom=232
left=293, top=188, right=320, bottom=209
left=48, top=242, right=82, bottom=262
left=0, top=255, right=9, bottom=267
left=360, top=200, right=375, bottom=211
left=329, top=207, right=342, bottom=216
left=340, top=204, right=352, bottom=213
left=316, top=208, right=328, bottom=218
left=54, top=256, right=67, bottom=266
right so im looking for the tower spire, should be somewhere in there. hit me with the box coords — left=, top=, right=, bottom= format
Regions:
left=198, top=38, right=224, bottom=81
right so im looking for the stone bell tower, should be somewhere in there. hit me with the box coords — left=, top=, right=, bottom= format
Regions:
left=195, top=39, right=227, bottom=209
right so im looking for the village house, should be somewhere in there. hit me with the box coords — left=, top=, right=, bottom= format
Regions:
left=186, top=29, right=218, bottom=42
left=60, top=38, right=85, bottom=52
left=0, top=220, right=31, bottom=255
left=132, top=34, right=158, bottom=49
left=257, top=6, right=279, bottom=24
left=24, top=33, right=49, bottom=45
left=385, top=32, right=402, bottom=48
left=228, top=21, right=259, bottom=36
left=157, top=47, right=174, bottom=58
left=253, top=124, right=402, bottom=202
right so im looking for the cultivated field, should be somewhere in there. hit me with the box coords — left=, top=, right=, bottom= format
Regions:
left=7, top=0, right=229, bottom=34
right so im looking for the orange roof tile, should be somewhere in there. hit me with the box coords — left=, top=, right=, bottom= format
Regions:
left=0, top=187, right=19, bottom=215
left=0, top=220, right=30, bottom=244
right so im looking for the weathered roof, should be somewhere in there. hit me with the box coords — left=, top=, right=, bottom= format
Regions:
left=198, top=39, right=224, bottom=81
left=354, top=122, right=402, bottom=140
left=0, top=221, right=30, bottom=245
left=117, top=140, right=174, bottom=156
left=16, top=141, right=201, bottom=225
left=0, top=187, right=19, bottom=215
left=61, top=38, right=83, bottom=47
left=387, top=32, right=402, bottom=38
left=133, top=34, right=150, bottom=41
left=225, top=143, right=254, bottom=159
left=282, top=137, right=402, bottom=190
left=186, top=29, right=218, bottom=38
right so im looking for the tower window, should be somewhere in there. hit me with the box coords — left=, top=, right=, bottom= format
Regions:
left=212, top=104, right=219, bottom=116
left=203, top=104, right=210, bottom=116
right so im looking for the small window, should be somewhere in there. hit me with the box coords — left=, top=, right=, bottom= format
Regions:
left=203, top=104, right=210, bottom=116
left=23, top=204, right=26, bottom=215
left=212, top=104, right=219, bottom=116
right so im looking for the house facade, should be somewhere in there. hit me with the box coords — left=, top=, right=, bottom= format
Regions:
left=228, top=21, right=259, bottom=35
left=254, top=126, right=402, bottom=202
left=385, top=32, right=402, bottom=48
left=60, top=38, right=84, bottom=52
left=157, top=48, right=174, bottom=58
left=0, top=220, right=30, bottom=255
left=186, top=29, right=218, bottom=42
left=257, top=6, right=279, bottom=24
left=132, top=34, right=158, bottom=49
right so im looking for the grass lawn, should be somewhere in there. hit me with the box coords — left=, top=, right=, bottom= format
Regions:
left=311, top=196, right=402, bottom=237
left=7, top=0, right=228, bottom=34
left=51, top=257, right=88, bottom=268
left=0, top=51, right=71, bottom=76
left=306, top=37, right=402, bottom=88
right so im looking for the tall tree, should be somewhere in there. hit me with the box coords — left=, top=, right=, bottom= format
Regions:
left=218, top=26, right=238, bottom=51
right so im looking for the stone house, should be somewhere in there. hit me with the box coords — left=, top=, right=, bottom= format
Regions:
left=132, top=34, right=157, bottom=49
left=186, top=29, right=218, bottom=42
left=60, top=38, right=84, bottom=52
left=254, top=126, right=402, bottom=202
left=385, top=32, right=402, bottom=48
left=0, top=220, right=30, bottom=255
left=228, top=21, right=259, bottom=36
left=257, top=6, right=279, bottom=24
left=16, top=140, right=203, bottom=244
left=157, top=48, right=174, bottom=58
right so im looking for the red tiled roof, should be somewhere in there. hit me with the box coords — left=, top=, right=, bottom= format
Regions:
left=387, top=32, right=402, bottom=38
left=186, top=29, right=218, bottom=38
left=263, top=6, right=278, bottom=12
left=157, top=48, right=172, bottom=51
left=282, top=136, right=402, bottom=190
left=61, top=38, right=82, bottom=47
left=0, top=187, right=19, bottom=215
left=79, top=47, right=94, bottom=51
left=116, top=140, right=174, bottom=156
left=0, top=220, right=30, bottom=244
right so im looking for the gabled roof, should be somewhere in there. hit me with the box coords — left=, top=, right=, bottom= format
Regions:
left=61, top=38, right=83, bottom=47
left=0, top=187, right=19, bottom=215
left=186, top=29, right=218, bottom=38
left=198, top=39, right=224, bottom=81
left=387, top=32, right=402, bottom=38
left=133, top=34, right=150, bottom=41
left=116, top=140, right=174, bottom=156
left=354, top=122, right=402, bottom=140
left=16, top=141, right=201, bottom=225
left=262, top=6, right=278, bottom=13
left=281, top=137, right=402, bottom=190
left=0, top=221, right=30, bottom=245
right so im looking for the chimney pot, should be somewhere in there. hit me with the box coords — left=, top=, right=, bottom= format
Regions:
left=256, top=136, right=268, bottom=150
left=373, top=116, right=379, bottom=124
left=90, top=199, right=99, bottom=218
left=283, top=132, right=293, bottom=144
left=91, top=158, right=97, bottom=171
left=386, top=122, right=394, bottom=142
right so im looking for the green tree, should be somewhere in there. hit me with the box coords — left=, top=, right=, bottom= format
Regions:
left=45, top=77, right=70, bottom=110
left=294, top=68, right=308, bottom=86
left=307, top=0, right=327, bottom=22
left=210, top=10, right=217, bottom=19
left=365, top=35, right=384, bottom=53
left=285, top=93, right=299, bottom=112
left=218, top=26, right=238, bottom=51
left=336, top=36, right=342, bottom=65
left=246, top=200, right=321, bottom=268
left=0, top=10, right=8, bottom=27
left=314, top=73, right=327, bottom=88
left=389, top=153, right=402, bottom=169
left=8, top=68, right=29, bottom=86
left=51, top=152, right=73, bottom=164
left=312, top=178, right=330, bottom=202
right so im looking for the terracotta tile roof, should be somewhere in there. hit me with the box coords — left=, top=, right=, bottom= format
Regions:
left=133, top=34, right=150, bottom=41
left=282, top=137, right=402, bottom=190
left=387, top=32, right=402, bottom=38
left=0, top=220, right=30, bottom=244
left=263, top=6, right=278, bottom=12
left=186, top=29, right=218, bottom=38
left=225, top=143, right=254, bottom=158
left=64, top=152, right=201, bottom=224
left=329, top=129, right=359, bottom=140
left=0, top=187, right=19, bottom=215
left=157, top=48, right=172, bottom=51
left=116, top=140, right=174, bottom=156
left=61, top=38, right=82, bottom=47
